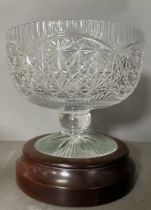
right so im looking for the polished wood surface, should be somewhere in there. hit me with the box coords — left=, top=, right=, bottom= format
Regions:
left=16, top=135, right=135, bottom=207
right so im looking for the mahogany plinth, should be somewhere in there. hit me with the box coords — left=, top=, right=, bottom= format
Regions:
left=16, top=135, right=135, bottom=207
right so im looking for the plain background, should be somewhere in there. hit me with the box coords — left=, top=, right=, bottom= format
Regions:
left=0, top=0, right=150, bottom=141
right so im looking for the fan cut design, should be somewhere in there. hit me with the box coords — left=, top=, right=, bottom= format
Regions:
left=7, top=20, right=143, bottom=110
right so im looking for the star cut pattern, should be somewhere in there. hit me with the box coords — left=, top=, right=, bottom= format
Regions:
left=7, top=31, right=143, bottom=109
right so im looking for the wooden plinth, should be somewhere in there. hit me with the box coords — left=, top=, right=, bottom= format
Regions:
left=16, top=135, right=135, bottom=207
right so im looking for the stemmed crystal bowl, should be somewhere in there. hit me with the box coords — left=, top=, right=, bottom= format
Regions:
left=6, top=20, right=144, bottom=158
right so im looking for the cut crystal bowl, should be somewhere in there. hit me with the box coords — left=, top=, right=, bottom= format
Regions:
left=6, top=20, right=144, bottom=158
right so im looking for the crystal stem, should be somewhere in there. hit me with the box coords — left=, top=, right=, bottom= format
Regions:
left=59, top=110, right=91, bottom=135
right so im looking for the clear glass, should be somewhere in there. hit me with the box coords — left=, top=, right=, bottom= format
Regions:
left=6, top=20, right=144, bottom=158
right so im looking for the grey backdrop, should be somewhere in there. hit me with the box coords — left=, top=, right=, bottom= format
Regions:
left=0, top=0, right=150, bottom=141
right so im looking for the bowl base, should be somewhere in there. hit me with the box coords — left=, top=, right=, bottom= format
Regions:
left=34, top=132, right=118, bottom=158
left=16, top=134, right=135, bottom=207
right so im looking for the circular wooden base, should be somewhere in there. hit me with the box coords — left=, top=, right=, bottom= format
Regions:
left=16, top=135, right=135, bottom=207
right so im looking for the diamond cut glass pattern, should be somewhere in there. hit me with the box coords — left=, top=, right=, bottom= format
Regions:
left=7, top=20, right=144, bottom=109
left=6, top=20, right=144, bottom=158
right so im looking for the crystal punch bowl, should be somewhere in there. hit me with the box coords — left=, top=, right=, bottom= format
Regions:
left=6, top=20, right=144, bottom=158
